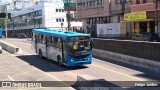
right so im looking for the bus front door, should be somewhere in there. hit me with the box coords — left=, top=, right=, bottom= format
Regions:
left=62, top=39, right=67, bottom=65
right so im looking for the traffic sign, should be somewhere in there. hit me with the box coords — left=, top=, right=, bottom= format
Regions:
left=64, top=3, right=76, bottom=11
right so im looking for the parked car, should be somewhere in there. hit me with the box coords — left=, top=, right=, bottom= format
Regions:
left=132, top=33, right=159, bottom=41
left=18, top=33, right=27, bottom=39
left=0, top=45, right=2, bottom=53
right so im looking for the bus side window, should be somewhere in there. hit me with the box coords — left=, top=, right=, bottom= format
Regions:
left=42, top=35, right=45, bottom=44
left=54, top=37, right=58, bottom=47
left=62, top=38, right=67, bottom=51
left=47, top=36, right=51, bottom=46
left=38, top=34, right=41, bottom=43
left=41, top=34, right=43, bottom=43
left=50, top=36, right=54, bottom=46
left=32, top=33, right=35, bottom=41
left=36, top=34, right=40, bottom=43
left=57, top=38, right=62, bottom=49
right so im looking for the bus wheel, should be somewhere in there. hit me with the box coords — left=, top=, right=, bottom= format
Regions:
left=57, top=56, right=62, bottom=66
left=39, top=50, right=43, bottom=59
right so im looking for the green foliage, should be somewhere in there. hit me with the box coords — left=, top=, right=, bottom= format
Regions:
left=0, top=18, right=10, bottom=28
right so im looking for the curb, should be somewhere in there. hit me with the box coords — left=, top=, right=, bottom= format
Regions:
left=92, top=49, right=160, bottom=74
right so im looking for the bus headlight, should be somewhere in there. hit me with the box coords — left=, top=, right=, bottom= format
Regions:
left=71, top=59, right=74, bottom=62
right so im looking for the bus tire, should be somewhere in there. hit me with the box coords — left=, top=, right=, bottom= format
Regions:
left=39, top=50, right=43, bottom=59
left=57, top=56, right=62, bottom=66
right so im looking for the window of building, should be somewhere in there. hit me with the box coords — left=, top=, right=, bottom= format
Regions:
left=56, top=9, right=58, bottom=12
left=116, top=0, right=121, bottom=4
left=128, top=0, right=132, bottom=2
left=59, top=9, right=61, bottom=12
left=62, top=19, right=64, bottom=22
left=143, top=0, right=147, bottom=3
left=59, top=18, right=61, bottom=22
left=56, top=19, right=59, bottom=22
left=62, top=9, right=64, bottom=12
left=136, top=0, right=140, bottom=4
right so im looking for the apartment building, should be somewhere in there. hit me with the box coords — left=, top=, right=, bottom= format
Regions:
left=74, top=0, right=132, bottom=37
left=75, top=0, right=109, bottom=37
left=7, top=1, right=68, bottom=37
left=127, top=0, right=160, bottom=35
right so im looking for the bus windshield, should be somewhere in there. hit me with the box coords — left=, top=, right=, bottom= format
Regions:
left=0, top=28, right=3, bottom=38
left=68, top=36, right=92, bottom=57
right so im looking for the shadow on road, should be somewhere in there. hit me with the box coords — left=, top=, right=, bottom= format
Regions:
left=16, top=55, right=88, bottom=72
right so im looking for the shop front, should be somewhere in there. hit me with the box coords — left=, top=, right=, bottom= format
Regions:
left=123, top=11, right=160, bottom=36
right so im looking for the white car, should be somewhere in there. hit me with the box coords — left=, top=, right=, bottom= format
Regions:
left=0, top=45, right=2, bottom=53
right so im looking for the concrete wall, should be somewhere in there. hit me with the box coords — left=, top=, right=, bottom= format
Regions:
left=0, top=40, right=21, bottom=54
left=93, top=38, right=160, bottom=61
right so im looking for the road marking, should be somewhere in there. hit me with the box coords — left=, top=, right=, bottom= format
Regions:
left=0, top=63, right=26, bottom=72
left=3, top=40, right=144, bottom=82
left=7, top=75, right=14, bottom=81
left=0, top=60, right=17, bottom=63
left=35, top=69, right=70, bottom=87
left=0, top=61, right=24, bottom=64
left=92, top=64, right=145, bottom=81
left=3, top=39, right=91, bottom=88
left=2, top=68, right=35, bottom=81
left=0, top=72, right=15, bottom=74
left=2, top=44, right=63, bottom=81
left=36, top=76, right=48, bottom=81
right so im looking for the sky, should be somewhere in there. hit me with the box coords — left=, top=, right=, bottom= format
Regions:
left=2, top=0, right=63, bottom=3
left=2, top=0, right=12, bottom=3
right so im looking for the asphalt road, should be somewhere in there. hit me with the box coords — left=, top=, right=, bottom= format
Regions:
left=0, top=38, right=160, bottom=90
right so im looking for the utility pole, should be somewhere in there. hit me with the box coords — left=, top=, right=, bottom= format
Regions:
left=67, top=0, right=71, bottom=31
left=67, top=11, right=71, bottom=31
left=5, top=4, right=9, bottom=38
left=11, top=12, right=15, bottom=31
left=155, top=0, right=159, bottom=35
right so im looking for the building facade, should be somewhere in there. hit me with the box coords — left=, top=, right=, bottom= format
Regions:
left=110, top=0, right=132, bottom=37
left=74, top=0, right=132, bottom=37
left=75, top=0, right=109, bottom=37
left=128, top=0, right=160, bottom=35
left=7, top=1, right=68, bottom=37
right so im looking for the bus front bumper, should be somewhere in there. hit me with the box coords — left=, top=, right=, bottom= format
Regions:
left=67, top=61, right=92, bottom=66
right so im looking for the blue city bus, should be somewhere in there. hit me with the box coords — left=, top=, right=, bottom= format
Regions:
left=32, top=28, right=92, bottom=66
left=0, top=27, right=3, bottom=38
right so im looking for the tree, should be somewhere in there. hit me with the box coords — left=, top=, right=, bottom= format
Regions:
left=0, top=18, right=10, bottom=28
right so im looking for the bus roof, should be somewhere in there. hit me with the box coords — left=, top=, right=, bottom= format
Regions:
left=32, top=28, right=90, bottom=38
